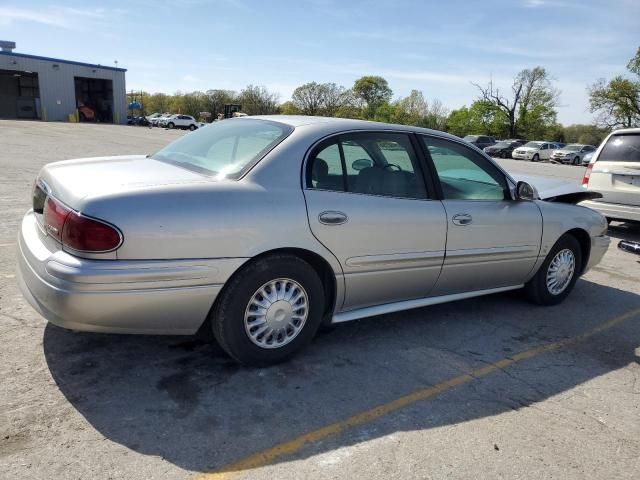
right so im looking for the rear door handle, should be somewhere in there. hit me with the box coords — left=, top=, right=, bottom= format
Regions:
left=318, top=211, right=348, bottom=225
left=452, top=213, right=472, bottom=226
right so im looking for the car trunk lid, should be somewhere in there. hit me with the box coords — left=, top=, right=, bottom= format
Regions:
left=35, top=155, right=211, bottom=210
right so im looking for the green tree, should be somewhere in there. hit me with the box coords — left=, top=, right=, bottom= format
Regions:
left=562, top=124, right=610, bottom=145
left=353, top=75, right=393, bottom=118
left=588, top=47, right=640, bottom=128
left=446, top=100, right=508, bottom=138
left=202, top=89, right=236, bottom=119
left=237, top=85, right=279, bottom=115
left=279, top=101, right=301, bottom=115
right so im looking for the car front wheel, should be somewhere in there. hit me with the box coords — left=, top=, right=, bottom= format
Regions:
left=211, top=254, right=325, bottom=365
left=525, top=234, right=582, bottom=305
left=189, top=124, right=196, bottom=131
left=167, top=122, right=175, bottom=129
left=531, top=154, right=539, bottom=162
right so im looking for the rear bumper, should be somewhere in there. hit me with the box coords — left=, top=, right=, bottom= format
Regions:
left=580, top=200, right=640, bottom=223
left=17, top=211, right=247, bottom=335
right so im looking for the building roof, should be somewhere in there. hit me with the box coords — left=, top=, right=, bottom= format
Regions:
left=0, top=51, right=126, bottom=72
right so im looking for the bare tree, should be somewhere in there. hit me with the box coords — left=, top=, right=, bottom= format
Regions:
left=291, top=82, right=326, bottom=115
left=472, top=67, right=559, bottom=138
left=472, top=78, right=522, bottom=138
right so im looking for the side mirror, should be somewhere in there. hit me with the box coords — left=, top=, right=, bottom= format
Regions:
left=516, top=181, right=536, bottom=201
left=352, top=158, right=374, bottom=171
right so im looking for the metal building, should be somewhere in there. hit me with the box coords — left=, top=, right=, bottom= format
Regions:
left=0, top=41, right=127, bottom=124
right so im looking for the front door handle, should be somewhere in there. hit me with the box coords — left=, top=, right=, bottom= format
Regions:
left=319, top=211, right=348, bottom=225
left=452, top=213, right=472, bottom=226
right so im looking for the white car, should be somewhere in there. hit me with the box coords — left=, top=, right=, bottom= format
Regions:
left=145, top=112, right=162, bottom=123
left=512, top=141, right=555, bottom=162
left=162, top=114, right=199, bottom=130
left=581, top=128, right=640, bottom=223
left=151, top=113, right=173, bottom=127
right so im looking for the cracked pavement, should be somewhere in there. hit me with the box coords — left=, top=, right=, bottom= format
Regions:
left=1, top=121, right=639, bottom=479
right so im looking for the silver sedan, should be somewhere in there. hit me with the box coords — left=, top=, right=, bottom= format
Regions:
left=17, top=116, right=610, bottom=365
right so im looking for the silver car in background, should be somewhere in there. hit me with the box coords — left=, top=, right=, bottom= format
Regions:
left=550, top=144, right=597, bottom=165
left=17, top=116, right=609, bottom=365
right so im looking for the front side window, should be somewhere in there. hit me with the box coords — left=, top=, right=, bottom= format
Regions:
left=421, top=136, right=508, bottom=201
left=152, top=119, right=292, bottom=179
left=307, top=132, right=428, bottom=200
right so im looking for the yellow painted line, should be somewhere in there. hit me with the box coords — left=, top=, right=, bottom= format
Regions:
left=194, top=307, right=640, bottom=480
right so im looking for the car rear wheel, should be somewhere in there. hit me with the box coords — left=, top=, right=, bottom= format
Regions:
left=189, top=124, right=196, bottom=131
left=525, top=234, right=582, bottom=305
left=210, top=254, right=325, bottom=365
left=501, top=151, right=507, bottom=158
left=531, top=154, right=539, bottom=162
left=167, top=122, right=175, bottom=129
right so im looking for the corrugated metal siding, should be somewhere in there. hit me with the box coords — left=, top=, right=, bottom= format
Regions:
left=0, top=53, right=126, bottom=124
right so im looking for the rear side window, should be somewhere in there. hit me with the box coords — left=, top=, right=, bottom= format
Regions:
left=307, top=132, right=428, bottom=200
left=598, top=134, right=640, bottom=163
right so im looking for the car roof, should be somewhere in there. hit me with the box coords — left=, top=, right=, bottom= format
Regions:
left=611, top=127, right=640, bottom=135
left=247, top=115, right=464, bottom=142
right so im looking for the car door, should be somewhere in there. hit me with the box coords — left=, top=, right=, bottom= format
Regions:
left=419, top=135, right=542, bottom=295
left=303, top=131, right=447, bottom=311
left=540, top=143, right=552, bottom=160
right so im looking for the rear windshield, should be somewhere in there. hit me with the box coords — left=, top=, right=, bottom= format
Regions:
left=598, top=134, right=640, bottom=163
left=463, top=135, right=479, bottom=141
left=152, top=119, right=292, bottom=179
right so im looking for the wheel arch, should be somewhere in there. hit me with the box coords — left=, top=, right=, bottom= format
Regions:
left=196, top=247, right=340, bottom=337
left=565, top=228, right=591, bottom=275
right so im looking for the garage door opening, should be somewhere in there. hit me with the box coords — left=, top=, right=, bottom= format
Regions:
left=74, top=77, right=114, bottom=123
left=0, top=69, right=40, bottom=119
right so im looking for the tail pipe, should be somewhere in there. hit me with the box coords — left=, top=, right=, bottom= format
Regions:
left=618, top=240, right=640, bottom=256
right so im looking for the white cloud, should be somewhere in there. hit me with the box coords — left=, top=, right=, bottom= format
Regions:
left=0, top=5, right=111, bottom=29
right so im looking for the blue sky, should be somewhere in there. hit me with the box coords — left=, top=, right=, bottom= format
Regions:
left=1, top=0, right=638, bottom=124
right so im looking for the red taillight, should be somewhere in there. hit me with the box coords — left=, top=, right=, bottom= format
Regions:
left=43, top=196, right=122, bottom=252
left=43, top=197, right=71, bottom=242
left=582, top=162, right=594, bottom=186
left=62, top=212, right=122, bottom=252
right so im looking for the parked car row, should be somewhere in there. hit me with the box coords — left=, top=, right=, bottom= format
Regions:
left=464, top=134, right=596, bottom=166
left=146, top=112, right=199, bottom=130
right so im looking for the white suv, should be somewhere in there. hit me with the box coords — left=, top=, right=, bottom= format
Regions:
left=164, top=114, right=198, bottom=131
left=581, top=128, right=640, bottom=223
left=511, top=141, right=555, bottom=161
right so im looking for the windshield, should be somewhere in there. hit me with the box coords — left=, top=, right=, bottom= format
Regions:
left=463, top=135, right=479, bottom=141
left=524, top=142, right=543, bottom=148
left=563, top=145, right=581, bottom=151
left=598, top=134, right=640, bottom=163
left=152, top=119, right=292, bottom=179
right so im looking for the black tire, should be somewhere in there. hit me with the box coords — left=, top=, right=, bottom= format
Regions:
left=167, top=122, right=175, bottom=129
left=210, top=254, right=325, bottom=366
left=525, top=234, right=582, bottom=305
left=501, top=151, right=507, bottom=158
left=573, top=157, right=580, bottom=165
left=531, top=154, right=539, bottom=162
left=189, top=124, right=196, bottom=131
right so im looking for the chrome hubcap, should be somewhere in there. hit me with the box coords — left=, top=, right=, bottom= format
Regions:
left=546, top=249, right=575, bottom=295
left=244, top=278, right=308, bottom=349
